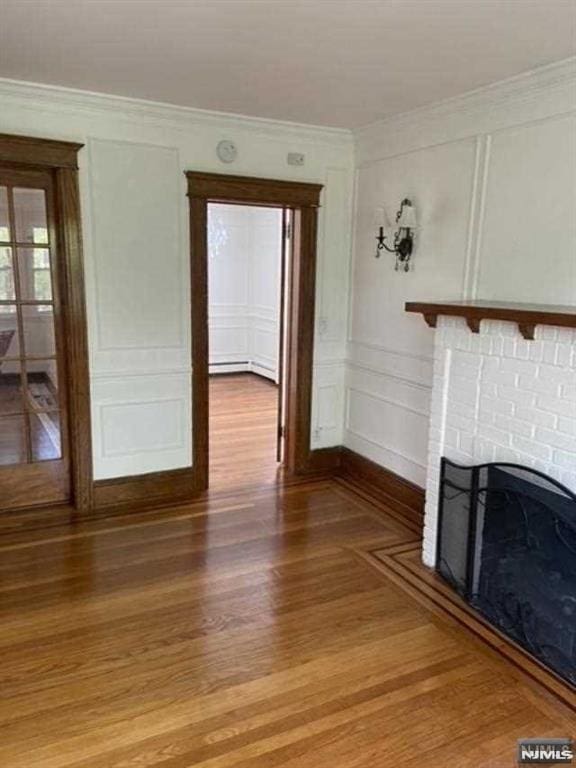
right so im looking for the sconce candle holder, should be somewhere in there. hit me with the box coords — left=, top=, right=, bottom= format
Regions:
left=375, top=198, right=417, bottom=271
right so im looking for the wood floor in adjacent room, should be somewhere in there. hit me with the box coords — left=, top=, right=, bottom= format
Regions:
left=209, top=373, right=282, bottom=493
left=0, top=374, right=573, bottom=767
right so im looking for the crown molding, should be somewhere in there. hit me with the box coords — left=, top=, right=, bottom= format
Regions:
left=355, top=57, right=576, bottom=159
left=0, top=77, right=353, bottom=147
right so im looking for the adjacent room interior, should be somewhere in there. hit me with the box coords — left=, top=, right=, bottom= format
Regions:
left=0, top=1, right=575, bottom=766
left=208, top=202, right=285, bottom=491
left=0, top=184, right=65, bottom=472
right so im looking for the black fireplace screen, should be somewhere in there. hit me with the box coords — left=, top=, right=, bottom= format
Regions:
left=437, top=458, right=576, bottom=685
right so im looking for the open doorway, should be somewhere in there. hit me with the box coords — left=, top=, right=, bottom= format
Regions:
left=186, top=172, right=323, bottom=493
left=207, top=203, right=288, bottom=491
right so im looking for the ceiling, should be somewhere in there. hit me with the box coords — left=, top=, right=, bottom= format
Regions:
left=0, top=0, right=574, bottom=129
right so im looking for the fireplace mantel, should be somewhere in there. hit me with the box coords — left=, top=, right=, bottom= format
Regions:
left=405, top=300, right=576, bottom=340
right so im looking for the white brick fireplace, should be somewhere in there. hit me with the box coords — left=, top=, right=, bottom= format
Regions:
left=423, top=317, right=576, bottom=566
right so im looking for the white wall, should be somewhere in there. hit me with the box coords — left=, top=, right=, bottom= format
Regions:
left=208, top=204, right=282, bottom=381
left=347, top=59, right=576, bottom=488
left=0, top=79, right=354, bottom=479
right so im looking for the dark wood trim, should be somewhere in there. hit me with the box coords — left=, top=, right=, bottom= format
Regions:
left=406, top=299, right=576, bottom=339
left=338, top=448, right=424, bottom=531
left=285, top=207, right=320, bottom=474
left=303, top=447, right=342, bottom=474
left=55, top=167, right=93, bottom=513
left=185, top=172, right=322, bottom=208
left=186, top=172, right=323, bottom=488
left=0, top=133, right=92, bottom=515
left=276, top=208, right=288, bottom=463
left=93, top=467, right=200, bottom=511
left=0, top=133, right=83, bottom=170
left=189, top=195, right=209, bottom=491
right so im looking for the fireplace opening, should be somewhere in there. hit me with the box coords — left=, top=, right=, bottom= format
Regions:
left=437, top=458, right=576, bottom=685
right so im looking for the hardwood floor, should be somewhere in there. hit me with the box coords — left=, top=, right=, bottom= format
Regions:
left=0, top=374, right=572, bottom=765
left=0, top=473, right=573, bottom=766
left=209, top=373, right=283, bottom=492
left=0, top=373, right=61, bottom=464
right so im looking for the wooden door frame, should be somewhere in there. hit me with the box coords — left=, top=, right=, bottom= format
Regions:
left=0, top=133, right=93, bottom=513
left=186, top=171, right=323, bottom=489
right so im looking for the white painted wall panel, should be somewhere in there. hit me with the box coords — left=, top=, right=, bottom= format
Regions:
left=476, top=114, right=576, bottom=304
left=0, top=79, right=354, bottom=479
left=310, top=362, right=345, bottom=448
left=345, top=386, right=428, bottom=485
left=347, top=61, right=576, bottom=500
left=89, top=140, right=185, bottom=352
left=92, top=372, right=191, bottom=477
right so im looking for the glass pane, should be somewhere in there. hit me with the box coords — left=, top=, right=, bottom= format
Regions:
left=30, top=411, right=61, bottom=461
left=0, top=314, right=20, bottom=357
left=17, top=248, right=53, bottom=301
left=0, top=415, right=27, bottom=466
left=0, top=187, right=9, bottom=242
left=25, top=361, right=59, bottom=411
left=22, top=304, right=55, bottom=357
left=13, top=188, right=48, bottom=245
left=0, top=363, right=24, bottom=416
left=0, top=247, right=15, bottom=301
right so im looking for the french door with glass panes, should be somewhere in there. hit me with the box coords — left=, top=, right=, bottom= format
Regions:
left=0, top=169, right=70, bottom=508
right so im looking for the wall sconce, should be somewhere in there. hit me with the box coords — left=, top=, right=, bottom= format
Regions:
left=374, top=198, right=417, bottom=271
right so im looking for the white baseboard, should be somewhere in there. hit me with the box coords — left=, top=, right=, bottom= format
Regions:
left=250, top=362, right=278, bottom=383
left=209, top=362, right=250, bottom=375
left=209, top=361, right=278, bottom=382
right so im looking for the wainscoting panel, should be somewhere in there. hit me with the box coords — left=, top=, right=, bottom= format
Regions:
left=345, top=384, right=428, bottom=486
left=91, top=372, right=192, bottom=479
left=250, top=310, right=279, bottom=380
left=347, top=340, right=433, bottom=389
left=347, top=62, right=576, bottom=506
left=311, top=361, right=345, bottom=449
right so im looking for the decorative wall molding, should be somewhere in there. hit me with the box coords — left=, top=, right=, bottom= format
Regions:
left=315, top=383, right=339, bottom=431
left=313, top=357, right=347, bottom=368
left=99, top=398, right=186, bottom=458
left=0, top=77, right=352, bottom=146
left=87, top=138, right=187, bottom=357
left=461, top=135, right=489, bottom=300
left=355, top=57, right=576, bottom=162
left=91, top=367, right=191, bottom=380
left=348, top=338, right=433, bottom=364
left=347, top=57, right=576, bottom=509
left=344, top=386, right=428, bottom=474
left=344, top=428, right=427, bottom=473
left=346, top=384, right=429, bottom=419
left=346, top=360, right=432, bottom=393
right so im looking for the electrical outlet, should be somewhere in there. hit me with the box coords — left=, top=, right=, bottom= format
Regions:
left=287, top=152, right=305, bottom=166
left=318, top=317, right=328, bottom=337
left=313, top=427, right=322, bottom=442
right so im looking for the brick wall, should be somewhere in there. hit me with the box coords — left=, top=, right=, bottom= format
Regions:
left=423, top=318, right=576, bottom=566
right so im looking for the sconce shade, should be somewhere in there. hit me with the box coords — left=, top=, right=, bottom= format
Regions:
left=373, top=206, right=388, bottom=228
left=397, top=202, right=417, bottom=229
